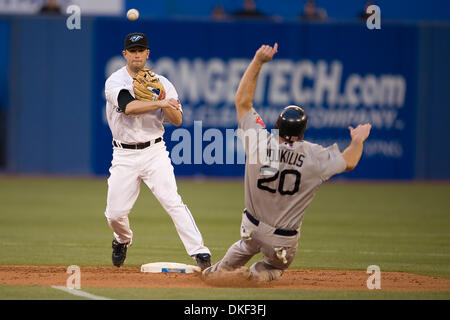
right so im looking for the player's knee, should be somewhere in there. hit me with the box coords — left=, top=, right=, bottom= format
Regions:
left=250, top=262, right=284, bottom=282
left=105, top=209, right=130, bottom=221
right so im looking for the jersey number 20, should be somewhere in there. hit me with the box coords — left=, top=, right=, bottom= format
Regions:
left=257, top=169, right=301, bottom=195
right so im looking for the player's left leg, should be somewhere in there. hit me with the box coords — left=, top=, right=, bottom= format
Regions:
left=141, top=142, right=210, bottom=257
left=207, top=238, right=260, bottom=274
left=202, top=211, right=262, bottom=279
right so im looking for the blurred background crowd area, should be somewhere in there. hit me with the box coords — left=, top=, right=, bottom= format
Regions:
left=1, top=0, right=450, bottom=22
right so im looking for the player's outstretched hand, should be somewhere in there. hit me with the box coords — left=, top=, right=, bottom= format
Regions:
left=348, top=124, right=372, bottom=143
left=255, top=43, right=278, bottom=64
left=159, top=98, right=181, bottom=111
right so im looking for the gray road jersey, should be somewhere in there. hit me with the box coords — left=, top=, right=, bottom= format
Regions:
left=238, top=108, right=347, bottom=231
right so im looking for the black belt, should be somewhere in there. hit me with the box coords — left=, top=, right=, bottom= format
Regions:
left=113, top=137, right=162, bottom=150
left=244, top=210, right=298, bottom=236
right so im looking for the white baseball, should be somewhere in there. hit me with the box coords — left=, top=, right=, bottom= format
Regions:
left=127, top=9, right=139, bottom=21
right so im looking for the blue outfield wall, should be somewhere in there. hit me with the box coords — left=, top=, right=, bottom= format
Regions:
left=6, top=16, right=94, bottom=174
left=415, top=24, right=450, bottom=180
left=0, top=20, right=9, bottom=112
left=3, top=16, right=450, bottom=179
left=0, top=19, right=9, bottom=167
left=92, top=19, right=418, bottom=179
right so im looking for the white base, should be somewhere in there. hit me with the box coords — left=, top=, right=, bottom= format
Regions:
left=141, top=262, right=201, bottom=274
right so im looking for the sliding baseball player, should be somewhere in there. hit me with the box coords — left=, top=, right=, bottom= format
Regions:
left=203, top=43, right=371, bottom=281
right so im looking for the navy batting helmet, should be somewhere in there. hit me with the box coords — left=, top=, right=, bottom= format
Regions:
left=274, top=105, right=308, bottom=141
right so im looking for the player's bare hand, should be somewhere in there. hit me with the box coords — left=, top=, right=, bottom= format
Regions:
left=159, top=98, right=181, bottom=111
left=158, top=90, right=166, bottom=100
left=348, top=124, right=372, bottom=143
left=254, top=43, right=278, bottom=64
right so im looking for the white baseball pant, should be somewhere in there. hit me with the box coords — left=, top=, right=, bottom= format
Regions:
left=104, top=140, right=210, bottom=256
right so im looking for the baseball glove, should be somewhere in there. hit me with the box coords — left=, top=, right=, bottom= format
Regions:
left=133, top=67, right=166, bottom=101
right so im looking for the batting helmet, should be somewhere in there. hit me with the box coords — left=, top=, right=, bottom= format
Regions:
left=274, top=105, right=308, bottom=141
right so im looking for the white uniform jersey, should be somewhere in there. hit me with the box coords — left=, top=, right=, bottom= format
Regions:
left=104, top=66, right=182, bottom=143
left=238, top=108, right=347, bottom=231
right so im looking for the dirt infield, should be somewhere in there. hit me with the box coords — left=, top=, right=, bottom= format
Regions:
left=1, top=265, right=450, bottom=291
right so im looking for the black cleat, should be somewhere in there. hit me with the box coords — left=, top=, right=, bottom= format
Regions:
left=195, top=253, right=211, bottom=270
left=112, top=239, right=129, bottom=267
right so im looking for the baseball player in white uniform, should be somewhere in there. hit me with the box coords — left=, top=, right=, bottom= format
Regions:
left=104, top=33, right=211, bottom=269
left=202, top=43, right=372, bottom=281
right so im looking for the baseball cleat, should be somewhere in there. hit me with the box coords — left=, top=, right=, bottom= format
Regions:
left=194, top=253, right=211, bottom=270
left=112, top=239, right=129, bottom=267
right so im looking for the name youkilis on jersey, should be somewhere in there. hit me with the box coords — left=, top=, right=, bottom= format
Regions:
left=266, top=148, right=305, bottom=168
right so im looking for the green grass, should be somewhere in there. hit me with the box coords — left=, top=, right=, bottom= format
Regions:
left=0, top=177, right=449, bottom=299
left=0, top=285, right=87, bottom=300
left=1, top=285, right=449, bottom=300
